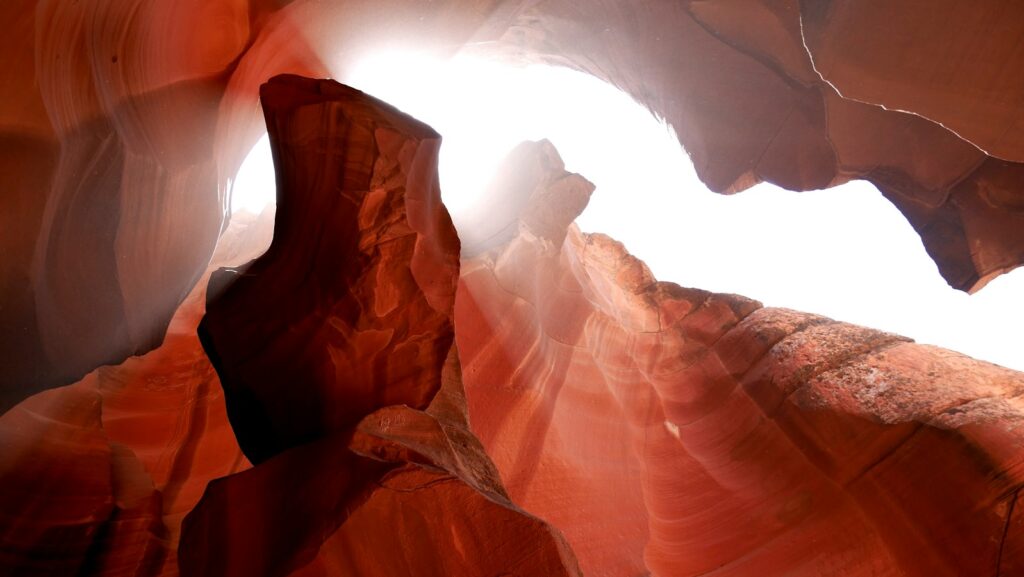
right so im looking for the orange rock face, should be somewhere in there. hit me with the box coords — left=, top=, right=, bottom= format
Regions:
left=3, top=2, right=1024, bottom=576
left=3, top=0, right=1023, bottom=406
left=457, top=140, right=1024, bottom=576
left=0, top=210, right=270, bottom=574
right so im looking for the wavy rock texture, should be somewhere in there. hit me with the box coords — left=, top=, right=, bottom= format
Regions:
left=4, top=0, right=1024, bottom=406
left=3, top=1, right=1024, bottom=575
left=294, top=355, right=581, bottom=577
left=0, top=0, right=329, bottom=405
left=198, top=75, right=462, bottom=463
left=186, top=76, right=581, bottom=577
left=0, top=210, right=272, bottom=575
left=796, top=0, right=1024, bottom=292
left=457, top=140, right=1024, bottom=576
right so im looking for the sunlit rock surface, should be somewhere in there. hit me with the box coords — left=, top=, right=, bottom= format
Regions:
left=3, top=1, right=1024, bottom=575
left=2, top=74, right=1024, bottom=576
left=4, top=1, right=1024, bottom=405
left=186, top=76, right=581, bottom=577
left=198, top=75, right=462, bottom=463
left=458, top=140, right=1024, bottom=576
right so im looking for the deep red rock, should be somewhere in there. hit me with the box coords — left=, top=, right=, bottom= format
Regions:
left=801, top=0, right=1024, bottom=163
left=0, top=211, right=270, bottom=575
left=184, top=76, right=581, bottom=577
left=6, top=84, right=1024, bottom=576
left=0, top=0, right=330, bottom=407
left=5, top=3, right=1024, bottom=575
left=5, top=0, right=1024, bottom=407
left=299, top=353, right=581, bottom=577
left=199, top=75, right=461, bottom=462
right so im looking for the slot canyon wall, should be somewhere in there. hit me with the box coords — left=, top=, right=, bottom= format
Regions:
left=2, top=1, right=1024, bottom=576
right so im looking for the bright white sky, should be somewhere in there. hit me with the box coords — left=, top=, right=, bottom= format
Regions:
left=230, top=53, right=1023, bottom=371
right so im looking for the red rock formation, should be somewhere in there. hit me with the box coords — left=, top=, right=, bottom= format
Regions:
left=198, top=75, right=462, bottom=462
left=457, top=139, right=1024, bottom=576
left=283, top=354, right=581, bottom=577
left=0, top=385, right=168, bottom=574
left=184, top=76, right=581, bottom=577
left=797, top=0, right=1024, bottom=291
left=0, top=0, right=330, bottom=406
left=3, top=72, right=1024, bottom=575
left=4, top=2, right=1024, bottom=575
left=0, top=210, right=271, bottom=574
left=5, top=0, right=1024, bottom=407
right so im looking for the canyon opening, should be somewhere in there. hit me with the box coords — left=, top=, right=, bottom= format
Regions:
left=233, top=52, right=1024, bottom=371
left=4, top=3, right=1024, bottom=576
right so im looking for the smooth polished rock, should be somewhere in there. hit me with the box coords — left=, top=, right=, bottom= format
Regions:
left=457, top=139, right=1024, bottom=576
left=6, top=0, right=1024, bottom=407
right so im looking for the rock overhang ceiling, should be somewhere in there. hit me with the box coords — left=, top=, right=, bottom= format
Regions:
left=5, top=0, right=1024, bottom=401
left=3, top=1, right=1024, bottom=576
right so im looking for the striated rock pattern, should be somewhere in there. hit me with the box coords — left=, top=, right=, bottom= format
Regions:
left=0, top=209, right=272, bottom=575
left=198, top=74, right=462, bottom=463
left=0, top=0, right=330, bottom=405
left=4, top=0, right=1024, bottom=407
left=4, top=0, right=1024, bottom=573
left=795, top=0, right=1024, bottom=292
left=501, top=0, right=1024, bottom=292
left=292, top=353, right=581, bottom=577
left=0, top=384, right=170, bottom=574
left=0, top=77, right=584, bottom=577
left=185, top=76, right=581, bottom=577
left=457, top=140, right=1024, bottom=576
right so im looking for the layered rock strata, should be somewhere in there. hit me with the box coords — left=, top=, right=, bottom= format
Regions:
left=5, top=3, right=1024, bottom=565
left=457, top=139, right=1024, bottom=576
left=186, top=76, right=582, bottom=577
left=4, top=1, right=1024, bottom=405
left=0, top=209, right=271, bottom=574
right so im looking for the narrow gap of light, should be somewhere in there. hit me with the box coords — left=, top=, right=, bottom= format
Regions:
left=230, top=133, right=276, bottom=215
left=233, top=51, right=1023, bottom=370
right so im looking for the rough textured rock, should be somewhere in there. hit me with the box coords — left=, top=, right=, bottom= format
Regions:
left=0, top=384, right=168, bottom=574
left=199, top=75, right=461, bottom=463
left=795, top=0, right=1024, bottom=291
left=5, top=0, right=1024, bottom=406
left=296, top=355, right=581, bottom=577
left=185, top=75, right=581, bottom=577
left=0, top=80, right=585, bottom=577
left=6, top=0, right=1024, bottom=407
left=801, top=0, right=1024, bottom=164
left=457, top=140, right=1024, bottom=576
left=4, top=2, right=1024, bottom=575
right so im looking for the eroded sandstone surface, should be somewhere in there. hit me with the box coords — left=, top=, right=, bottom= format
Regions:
left=0, top=209, right=270, bottom=574
left=185, top=76, right=582, bottom=577
left=3, top=1, right=1024, bottom=575
left=3, top=1, right=1024, bottom=403
left=458, top=140, right=1024, bottom=576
